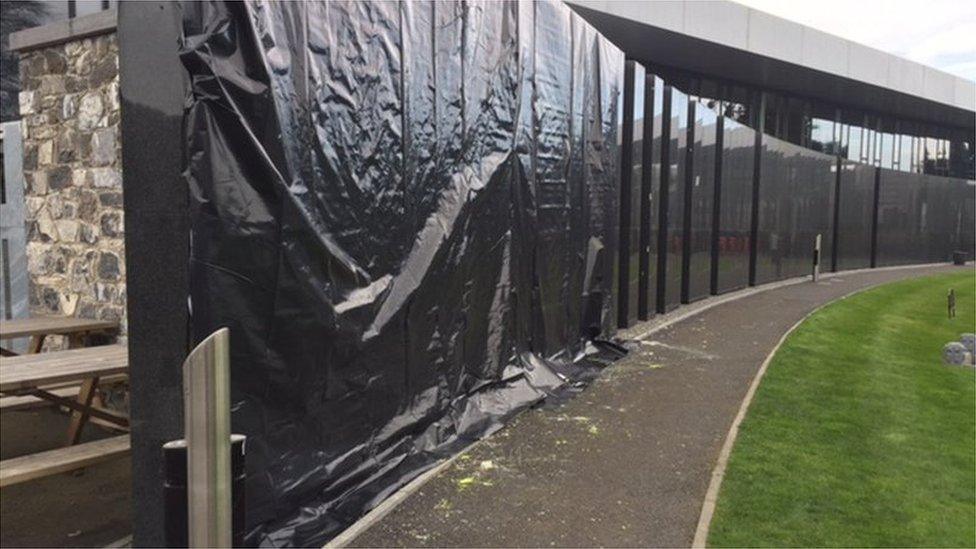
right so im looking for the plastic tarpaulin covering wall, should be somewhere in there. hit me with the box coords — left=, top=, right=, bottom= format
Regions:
left=179, top=0, right=624, bottom=545
left=685, top=100, right=717, bottom=302
left=715, top=116, right=754, bottom=293
left=755, top=137, right=834, bottom=285
left=836, top=161, right=875, bottom=271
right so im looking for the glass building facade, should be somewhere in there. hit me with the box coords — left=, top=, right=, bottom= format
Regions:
left=659, top=70, right=975, bottom=181
left=618, top=58, right=974, bottom=322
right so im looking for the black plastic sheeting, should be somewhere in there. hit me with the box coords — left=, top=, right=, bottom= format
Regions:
left=715, top=116, right=754, bottom=293
left=179, top=0, right=626, bottom=545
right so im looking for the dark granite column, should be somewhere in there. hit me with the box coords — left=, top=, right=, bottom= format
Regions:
left=118, top=2, right=188, bottom=546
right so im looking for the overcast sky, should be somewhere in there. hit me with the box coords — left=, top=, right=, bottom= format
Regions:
left=733, top=0, right=976, bottom=82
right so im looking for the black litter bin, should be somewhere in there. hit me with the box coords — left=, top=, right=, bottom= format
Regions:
left=952, top=251, right=968, bottom=265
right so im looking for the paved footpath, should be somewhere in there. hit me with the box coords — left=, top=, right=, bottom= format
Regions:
left=346, top=264, right=969, bottom=548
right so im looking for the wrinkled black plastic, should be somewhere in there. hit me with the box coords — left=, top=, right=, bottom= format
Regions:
left=179, top=1, right=625, bottom=546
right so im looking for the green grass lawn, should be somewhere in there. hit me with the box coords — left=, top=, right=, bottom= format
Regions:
left=709, top=270, right=976, bottom=547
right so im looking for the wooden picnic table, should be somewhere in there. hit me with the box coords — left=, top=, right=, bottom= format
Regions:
left=0, top=345, right=130, bottom=487
left=0, top=345, right=129, bottom=444
left=0, top=316, right=119, bottom=356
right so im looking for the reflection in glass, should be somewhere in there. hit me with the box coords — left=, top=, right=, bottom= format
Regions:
left=755, top=137, right=834, bottom=284
left=662, top=87, right=688, bottom=310
left=835, top=161, right=874, bottom=270
left=716, top=116, right=753, bottom=293
left=809, top=117, right=835, bottom=154
left=685, top=98, right=717, bottom=302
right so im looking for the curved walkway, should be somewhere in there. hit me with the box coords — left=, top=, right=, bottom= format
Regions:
left=343, top=264, right=968, bottom=548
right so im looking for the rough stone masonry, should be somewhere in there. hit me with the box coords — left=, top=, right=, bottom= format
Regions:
left=18, top=32, right=125, bottom=345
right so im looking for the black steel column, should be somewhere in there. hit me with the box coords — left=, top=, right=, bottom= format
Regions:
left=637, top=74, right=655, bottom=320
left=710, top=111, right=725, bottom=295
left=831, top=156, right=842, bottom=272
left=119, top=2, right=190, bottom=546
left=748, top=92, right=766, bottom=286
left=617, top=61, right=636, bottom=328
left=870, top=166, right=881, bottom=267
left=680, top=100, right=695, bottom=304
left=655, top=85, right=672, bottom=314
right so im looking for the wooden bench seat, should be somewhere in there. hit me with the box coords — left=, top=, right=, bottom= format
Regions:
left=0, top=373, right=127, bottom=412
left=0, top=317, right=118, bottom=340
left=0, top=435, right=130, bottom=488
left=0, top=316, right=119, bottom=355
left=0, top=345, right=128, bottom=393
left=1, top=345, right=129, bottom=448
left=0, top=387, right=78, bottom=412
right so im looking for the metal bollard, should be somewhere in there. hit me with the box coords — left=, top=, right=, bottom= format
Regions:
left=164, top=435, right=247, bottom=548
left=812, top=233, right=821, bottom=282
left=161, top=328, right=241, bottom=547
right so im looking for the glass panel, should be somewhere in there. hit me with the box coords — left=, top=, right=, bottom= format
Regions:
left=923, top=137, right=939, bottom=174
left=641, top=74, right=664, bottom=317
left=755, top=136, right=835, bottom=284
left=898, top=134, right=913, bottom=172
left=809, top=117, right=835, bottom=154
left=876, top=169, right=927, bottom=266
left=686, top=98, right=717, bottom=302
left=663, top=86, right=688, bottom=310
left=618, top=61, right=645, bottom=326
left=835, top=161, right=874, bottom=270
left=848, top=124, right=863, bottom=163
left=75, top=0, right=108, bottom=17
left=880, top=132, right=894, bottom=169
left=716, top=114, right=753, bottom=293
left=919, top=174, right=970, bottom=260
left=628, top=65, right=645, bottom=324
left=864, top=127, right=876, bottom=164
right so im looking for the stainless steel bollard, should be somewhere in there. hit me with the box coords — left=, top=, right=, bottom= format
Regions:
left=164, top=435, right=246, bottom=548
left=812, top=233, right=822, bottom=282
left=162, top=328, right=242, bottom=547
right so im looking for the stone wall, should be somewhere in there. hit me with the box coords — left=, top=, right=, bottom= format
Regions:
left=18, top=32, right=125, bottom=344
